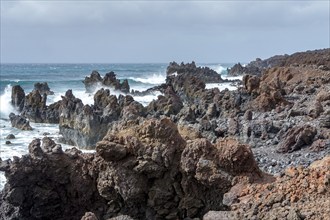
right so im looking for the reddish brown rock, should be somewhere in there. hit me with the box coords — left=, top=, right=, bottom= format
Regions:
left=243, top=75, right=260, bottom=94
left=205, top=156, right=330, bottom=220
left=277, top=125, right=317, bottom=153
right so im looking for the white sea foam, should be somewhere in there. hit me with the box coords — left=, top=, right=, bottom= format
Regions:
left=0, top=63, right=170, bottom=190
left=205, top=72, right=243, bottom=91
left=0, top=120, right=95, bottom=190
left=133, top=91, right=162, bottom=106
left=205, top=64, right=227, bottom=75
left=47, top=83, right=161, bottom=108
left=205, top=82, right=240, bottom=91
left=168, top=72, right=177, bottom=77
left=214, top=65, right=227, bottom=75
left=129, top=73, right=166, bottom=85
left=222, top=75, right=244, bottom=81
left=0, top=84, right=17, bottom=119
left=47, top=88, right=95, bottom=106
left=74, top=90, right=95, bottom=106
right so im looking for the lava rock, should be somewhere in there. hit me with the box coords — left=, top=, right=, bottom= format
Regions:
left=11, top=85, right=25, bottom=112
left=5, top=134, right=15, bottom=139
left=278, top=125, right=317, bottom=153
left=33, top=82, right=54, bottom=95
left=9, top=113, right=33, bottom=130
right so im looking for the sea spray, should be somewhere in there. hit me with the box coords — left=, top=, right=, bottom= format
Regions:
left=211, top=64, right=227, bottom=75
left=0, top=63, right=236, bottom=190
left=128, top=73, right=166, bottom=85
left=0, top=84, right=17, bottom=119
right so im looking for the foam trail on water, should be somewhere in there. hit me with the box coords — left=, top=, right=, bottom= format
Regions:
left=128, top=73, right=166, bottom=85
left=205, top=83, right=239, bottom=91
left=222, top=75, right=244, bottom=81
left=0, top=84, right=17, bottom=119
left=133, top=91, right=162, bottom=107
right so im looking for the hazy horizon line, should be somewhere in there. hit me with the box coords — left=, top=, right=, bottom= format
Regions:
left=0, top=61, right=241, bottom=65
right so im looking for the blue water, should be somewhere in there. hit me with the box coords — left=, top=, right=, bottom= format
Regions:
left=0, top=62, right=233, bottom=189
left=0, top=63, right=168, bottom=97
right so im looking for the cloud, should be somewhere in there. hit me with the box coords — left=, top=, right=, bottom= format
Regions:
left=2, top=1, right=328, bottom=29
left=1, top=0, right=329, bottom=63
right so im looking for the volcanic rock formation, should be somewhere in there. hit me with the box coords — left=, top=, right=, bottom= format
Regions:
left=0, top=119, right=263, bottom=219
left=83, top=71, right=130, bottom=93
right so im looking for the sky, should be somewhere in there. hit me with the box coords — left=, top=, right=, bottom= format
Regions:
left=0, top=0, right=329, bottom=63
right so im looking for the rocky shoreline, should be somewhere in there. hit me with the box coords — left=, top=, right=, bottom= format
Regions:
left=1, top=48, right=329, bottom=219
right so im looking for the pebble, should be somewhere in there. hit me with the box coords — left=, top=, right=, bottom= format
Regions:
left=5, top=134, right=15, bottom=139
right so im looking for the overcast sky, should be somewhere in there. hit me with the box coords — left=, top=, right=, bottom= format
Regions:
left=1, top=0, right=329, bottom=63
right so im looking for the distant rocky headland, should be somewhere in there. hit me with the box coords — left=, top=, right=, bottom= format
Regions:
left=1, top=48, right=329, bottom=219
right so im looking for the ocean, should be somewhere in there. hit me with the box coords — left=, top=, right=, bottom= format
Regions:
left=0, top=62, right=237, bottom=189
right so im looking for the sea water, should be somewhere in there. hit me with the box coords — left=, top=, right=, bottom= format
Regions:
left=0, top=63, right=239, bottom=189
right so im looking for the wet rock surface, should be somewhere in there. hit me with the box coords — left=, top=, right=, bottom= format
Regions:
left=33, top=82, right=54, bottom=95
left=83, top=71, right=130, bottom=93
left=59, top=89, right=147, bottom=148
left=11, top=85, right=25, bottom=112
left=9, top=113, right=33, bottom=130
left=166, top=61, right=224, bottom=83
left=5, top=134, right=15, bottom=139
left=10, top=84, right=60, bottom=123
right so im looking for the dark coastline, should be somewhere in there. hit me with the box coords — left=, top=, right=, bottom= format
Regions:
left=1, top=48, right=329, bottom=220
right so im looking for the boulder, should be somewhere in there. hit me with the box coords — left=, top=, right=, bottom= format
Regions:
left=102, top=71, right=118, bottom=87
left=147, top=86, right=183, bottom=117
left=243, top=75, right=260, bottom=94
left=9, top=113, right=32, bottom=130
left=96, top=118, right=186, bottom=219
left=11, top=85, right=25, bottom=112
left=81, top=212, right=98, bottom=220
left=227, top=63, right=245, bottom=76
left=21, top=90, right=46, bottom=122
left=107, top=215, right=134, bottom=220
left=33, top=82, right=54, bottom=95
left=5, top=134, right=15, bottom=139
left=59, top=90, right=111, bottom=148
left=210, top=156, right=330, bottom=220
left=166, top=61, right=223, bottom=83
left=83, top=71, right=130, bottom=93
left=120, top=101, right=145, bottom=120
left=10, top=83, right=60, bottom=123
left=277, top=125, right=317, bottom=153
left=203, top=211, right=239, bottom=220
left=0, top=118, right=264, bottom=219
left=319, top=109, right=330, bottom=128
left=59, top=89, right=143, bottom=148
left=103, top=72, right=130, bottom=93
left=83, top=70, right=102, bottom=93
left=316, top=89, right=330, bottom=102
left=0, top=139, right=106, bottom=220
